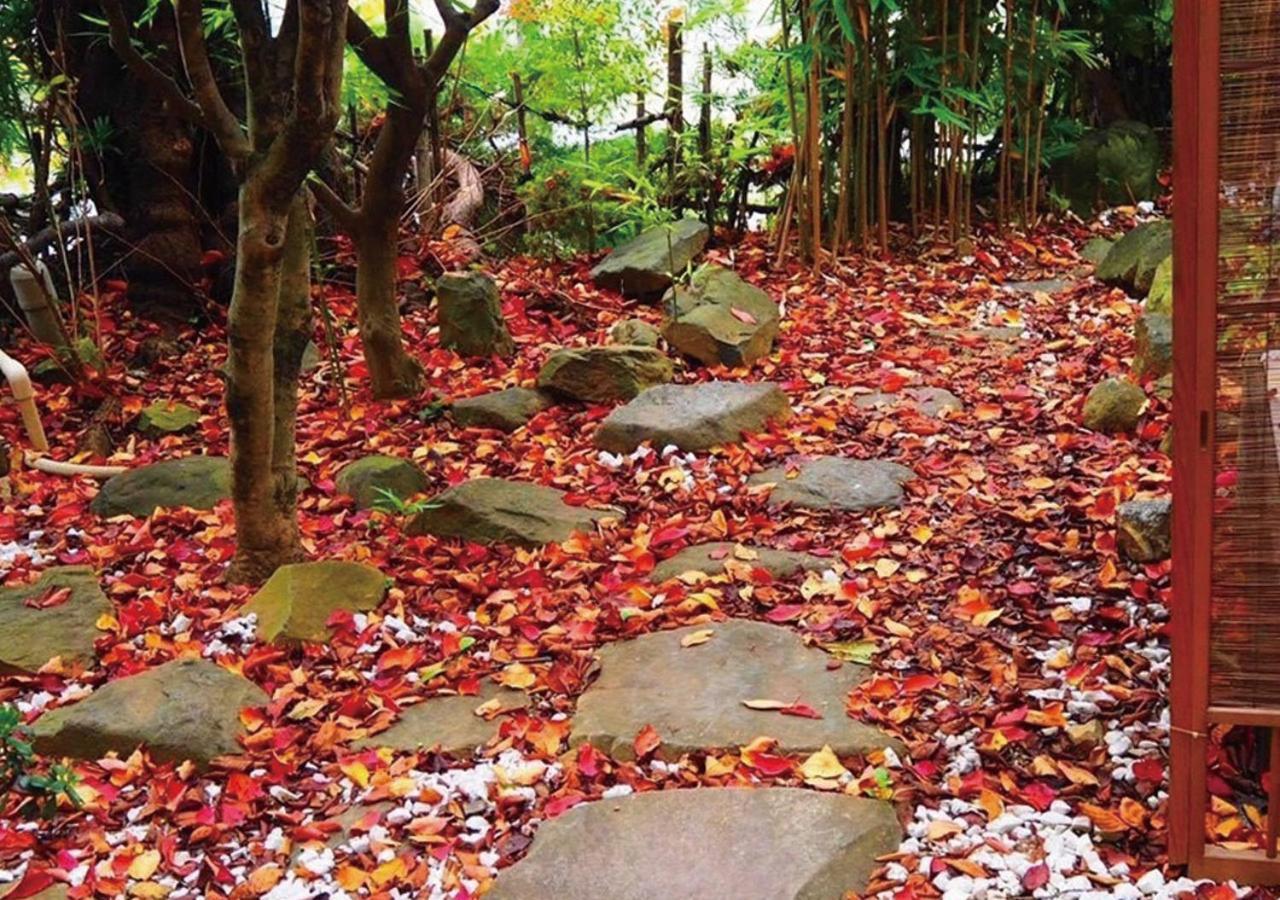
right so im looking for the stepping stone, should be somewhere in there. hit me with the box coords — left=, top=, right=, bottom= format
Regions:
left=1082, top=378, right=1146, bottom=433
left=436, top=272, right=514, bottom=359
left=1134, top=311, right=1172, bottom=380
left=239, top=561, right=389, bottom=644
left=662, top=266, right=780, bottom=368
left=1117, top=497, right=1172, bottom=563
left=749, top=457, right=914, bottom=512
left=854, top=386, right=963, bottom=418
left=591, top=219, right=709, bottom=299
left=335, top=455, right=428, bottom=509
left=571, top=620, right=898, bottom=760
left=1001, top=278, right=1072, bottom=295
left=406, top=478, right=621, bottom=546
left=595, top=382, right=791, bottom=453
left=356, top=683, right=530, bottom=755
left=608, top=318, right=661, bottom=347
left=31, top=658, right=266, bottom=769
left=451, top=387, right=554, bottom=432
left=137, top=401, right=199, bottom=436
left=1097, top=220, right=1171, bottom=295
left=90, top=455, right=230, bottom=517
left=537, top=346, right=673, bottom=404
left=650, top=543, right=829, bottom=583
left=486, top=787, right=901, bottom=900
left=0, top=567, right=110, bottom=675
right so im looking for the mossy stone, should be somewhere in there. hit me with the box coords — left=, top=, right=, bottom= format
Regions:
left=335, top=455, right=429, bottom=509
left=138, top=401, right=200, bottom=435
left=1082, top=378, right=1147, bottom=433
left=239, top=561, right=389, bottom=644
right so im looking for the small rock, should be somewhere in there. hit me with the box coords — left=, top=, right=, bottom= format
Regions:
left=406, top=478, right=621, bottom=546
left=609, top=319, right=661, bottom=347
left=451, top=387, right=554, bottom=432
left=749, top=456, right=914, bottom=512
left=1134, top=311, right=1172, bottom=380
left=537, top=345, right=673, bottom=404
left=1117, top=498, right=1171, bottom=563
left=32, top=658, right=266, bottom=769
left=1082, top=378, right=1146, bottom=434
left=335, top=455, right=428, bottom=509
left=650, top=542, right=828, bottom=583
left=591, top=219, right=710, bottom=299
left=436, top=272, right=514, bottom=359
left=90, top=456, right=231, bottom=517
left=595, top=381, right=791, bottom=452
left=0, top=566, right=111, bottom=675
left=137, top=401, right=200, bottom=436
left=239, top=561, right=389, bottom=644
left=356, top=682, right=530, bottom=755
left=661, top=266, right=780, bottom=368
left=1001, top=279, right=1072, bottom=296
left=854, top=387, right=963, bottom=418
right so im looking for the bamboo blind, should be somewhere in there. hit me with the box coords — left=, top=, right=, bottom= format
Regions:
left=1211, top=0, right=1280, bottom=709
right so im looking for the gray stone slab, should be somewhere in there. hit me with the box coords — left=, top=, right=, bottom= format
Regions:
left=570, top=620, right=899, bottom=760
left=356, top=683, right=530, bottom=755
left=595, top=381, right=792, bottom=452
left=405, top=478, right=622, bottom=546
left=0, top=567, right=110, bottom=675
left=487, top=787, right=902, bottom=900
left=651, top=542, right=829, bottom=583
left=749, top=456, right=914, bottom=512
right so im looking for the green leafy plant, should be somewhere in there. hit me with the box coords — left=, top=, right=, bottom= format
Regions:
left=1, top=704, right=81, bottom=819
left=371, top=487, right=441, bottom=517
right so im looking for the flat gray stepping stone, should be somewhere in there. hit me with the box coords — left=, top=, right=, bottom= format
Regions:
left=356, top=683, right=530, bottom=755
left=537, top=345, right=673, bottom=404
left=0, top=567, right=110, bottom=675
left=651, top=543, right=828, bottom=583
left=571, top=620, right=898, bottom=760
left=591, top=219, right=709, bottom=299
left=596, top=382, right=791, bottom=452
left=32, top=658, right=265, bottom=769
left=335, top=455, right=428, bottom=509
left=451, top=387, right=553, bottom=432
left=406, top=478, right=621, bottom=546
left=90, top=455, right=230, bottom=517
left=1001, top=278, right=1072, bottom=295
left=749, top=457, right=914, bottom=512
left=239, top=561, right=389, bottom=644
left=662, top=266, right=780, bottom=368
left=487, top=787, right=901, bottom=900
left=854, top=387, right=962, bottom=417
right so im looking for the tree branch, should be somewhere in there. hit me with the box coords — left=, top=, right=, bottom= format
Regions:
left=423, top=0, right=499, bottom=86
left=174, top=0, right=251, bottom=161
left=100, top=0, right=207, bottom=127
left=346, top=7, right=397, bottom=86
left=307, top=177, right=359, bottom=234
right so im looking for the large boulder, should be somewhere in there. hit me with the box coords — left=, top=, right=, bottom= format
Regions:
left=1146, top=256, right=1173, bottom=315
left=0, top=567, right=110, bottom=675
left=137, top=401, right=199, bottom=436
left=239, top=561, right=389, bottom=644
left=595, top=382, right=792, bottom=453
left=486, top=788, right=901, bottom=900
left=749, top=456, right=914, bottom=512
left=1134, top=311, right=1173, bottom=380
left=335, top=455, right=428, bottom=509
left=1096, top=221, right=1171, bottom=295
left=356, top=682, right=530, bottom=756
left=406, top=478, right=621, bottom=546
left=1082, top=378, right=1146, bottom=433
left=591, top=219, right=710, bottom=299
left=436, top=272, right=514, bottom=359
left=571, top=620, right=899, bottom=759
left=650, top=542, right=829, bottom=583
left=31, top=658, right=266, bottom=769
left=1082, top=236, right=1115, bottom=266
left=451, top=387, right=554, bottom=432
left=1118, top=498, right=1172, bottom=563
left=661, top=266, right=780, bottom=368
left=90, top=456, right=230, bottom=517
left=537, top=346, right=673, bottom=404
left=1056, top=121, right=1162, bottom=214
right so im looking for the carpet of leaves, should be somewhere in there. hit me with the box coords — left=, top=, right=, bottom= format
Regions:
left=0, top=217, right=1254, bottom=899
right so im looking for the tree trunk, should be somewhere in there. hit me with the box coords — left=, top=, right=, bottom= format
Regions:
left=224, top=187, right=308, bottom=584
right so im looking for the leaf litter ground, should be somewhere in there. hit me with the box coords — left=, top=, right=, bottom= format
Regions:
left=0, top=219, right=1255, bottom=899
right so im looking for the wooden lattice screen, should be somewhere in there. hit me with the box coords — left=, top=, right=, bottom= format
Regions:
left=1172, top=0, right=1280, bottom=882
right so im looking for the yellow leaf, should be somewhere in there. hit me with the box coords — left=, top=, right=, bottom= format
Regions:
left=976, top=789, right=1004, bottom=821
left=874, top=558, right=901, bottom=578
left=499, top=663, right=536, bottom=689
left=287, top=697, right=327, bottom=720
left=884, top=618, right=913, bottom=637
left=371, top=856, right=408, bottom=888
left=741, top=698, right=787, bottom=710
left=704, top=754, right=736, bottom=777
left=340, top=760, right=370, bottom=788
left=680, top=629, right=715, bottom=648
left=1059, top=760, right=1100, bottom=786
left=800, top=746, right=849, bottom=782
left=128, top=884, right=170, bottom=899
left=245, top=864, right=283, bottom=894
left=912, top=524, right=934, bottom=544
left=926, top=820, right=963, bottom=841
left=972, top=608, right=1004, bottom=627
left=128, top=849, right=161, bottom=881
left=336, top=865, right=368, bottom=892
